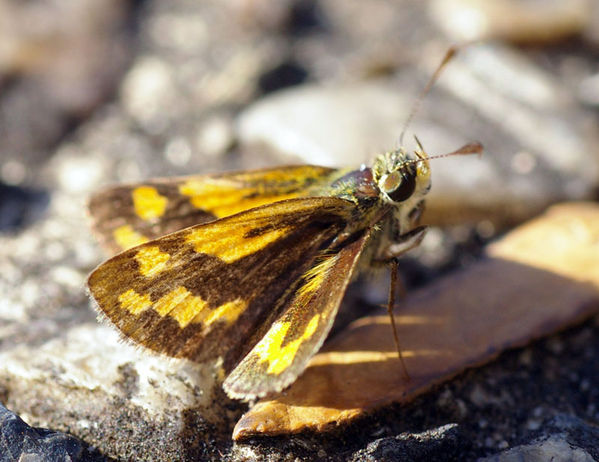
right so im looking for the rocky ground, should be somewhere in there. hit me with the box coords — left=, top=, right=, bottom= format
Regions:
left=1, top=0, right=599, bottom=461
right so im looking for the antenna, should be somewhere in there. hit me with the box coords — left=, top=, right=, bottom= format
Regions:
left=398, top=45, right=459, bottom=148
left=408, top=140, right=483, bottom=166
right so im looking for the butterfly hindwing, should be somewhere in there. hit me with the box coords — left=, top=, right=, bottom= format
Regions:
left=88, top=165, right=337, bottom=254
left=223, top=230, right=371, bottom=399
left=88, top=197, right=356, bottom=373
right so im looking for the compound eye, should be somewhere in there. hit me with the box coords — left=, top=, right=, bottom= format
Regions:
left=382, top=169, right=416, bottom=202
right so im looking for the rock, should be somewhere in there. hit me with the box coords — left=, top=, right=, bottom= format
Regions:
left=430, top=0, right=592, bottom=43
left=0, top=183, right=49, bottom=232
left=350, top=424, right=464, bottom=462
left=0, top=324, right=226, bottom=461
left=482, top=414, right=599, bottom=462
left=485, top=437, right=594, bottom=462
left=237, top=80, right=412, bottom=167
left=0, top=403, right=103, bottom=462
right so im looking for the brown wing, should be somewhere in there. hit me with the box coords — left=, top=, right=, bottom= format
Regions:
left=88, top=197, right=355, bottom=374
left=88, top=165, right=337, bottom=254
left=223, top=230, right=371, bottom=399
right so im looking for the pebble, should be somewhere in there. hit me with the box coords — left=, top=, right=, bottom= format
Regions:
left=0, top=403, right=98, bottom=462
left=481, top=436, right=595, bottom=462
left=430, top=0, right=592, bottom=43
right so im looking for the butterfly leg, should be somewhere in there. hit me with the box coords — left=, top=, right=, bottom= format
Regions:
left=388, top=258, right=410, bottom=381
left=374, top=225, right=428, bottom=381
left=378, top=225, right=428, bottom=263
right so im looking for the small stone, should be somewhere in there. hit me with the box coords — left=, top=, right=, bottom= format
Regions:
left=430, top=0, right=592, bottom=43
left=195, top=116, right=234, bottom=158
left=350, top=424, right=463, bottom=462
left=481, top=436, right=595, bottom=462
left=121, top=56, right=177, bottom=133
left=526, top=419, right=542, bottom=431
left=1, top=160, right=26, bottom=186
left=0, top=403, right=101, bottom=462
left=578, top=72, right=599, bottom=106
left=0, top=183, right=49, bottom=232
left=55, top=155, right=105, bottom=193
left=165, top=136, right=192, bottom=166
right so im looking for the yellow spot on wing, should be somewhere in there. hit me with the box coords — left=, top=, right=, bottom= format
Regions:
left=170, top=294, right=208, bottom=327
left=121, top=286, right=247, bottom=329
left=113, top=225, right=149, bottom=250
left=154, top=286, right=194, bottom=317
left=211, top=194, right=299, bottom=218
left=203, top=298, right=247, bottom=326
left=135, top=246, right=170, bottom=277
left=185, top=224, right=288, bottom=263
left=179, top=180, right=299, bottom=218
left=298, top=253, right=339, bottom=298
left=132, top=186, right=168, bottom=221
left=179, top=181, right=245, bottom=211
left=119, top=289, right=151, bottom=315
left=255, top=314, right=320, bottom=375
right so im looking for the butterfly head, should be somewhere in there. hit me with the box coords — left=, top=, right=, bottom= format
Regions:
left=373, top=145, right=431, bottom=206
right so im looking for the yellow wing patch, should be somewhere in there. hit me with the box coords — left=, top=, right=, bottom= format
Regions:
left=153, top=286, right=197, bottom=319
left=255, top=314, right=320, bottom=375
left=298, top=253, right=340, bottom=297
left=185, top=222, right=290, bottom=264
left=203, top=299, right=247, bottom=326
left=119, top=289, right=152, bottom=315
left=113, top=225, right=149, bottom=249
left=179, top=179, right=299, bottom=219
left=118, top=285, right=248, bottom=329
left=135, top=246, right=171, bottom=277
left=132, top=186, right=168, bottom=220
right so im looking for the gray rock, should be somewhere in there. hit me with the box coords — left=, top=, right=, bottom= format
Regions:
left=0, top=322, right=228, bottom=461
left=350, top=424, right=464, bottom=462
left=0, top=183, right=49, bottom=232
left=483, top=436, right=593, bottom=462
left=482, top=415, right=599, bottom=462
left=0, top=403, right=103, bottom=462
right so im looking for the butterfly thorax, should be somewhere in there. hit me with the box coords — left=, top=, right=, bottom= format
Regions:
left=311, top=148, right=431, bottom=262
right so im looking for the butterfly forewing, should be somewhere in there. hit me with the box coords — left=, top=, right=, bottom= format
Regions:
left=88, top=197, right=356, bottom=375
left=88, top=166, right=337, bottom=254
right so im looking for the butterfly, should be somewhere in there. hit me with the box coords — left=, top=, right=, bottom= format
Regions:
left=87, top=47, right=482, bottom=400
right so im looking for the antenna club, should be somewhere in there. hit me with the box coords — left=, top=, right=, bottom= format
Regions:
left=404, top=141, right=483, bottom=166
